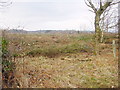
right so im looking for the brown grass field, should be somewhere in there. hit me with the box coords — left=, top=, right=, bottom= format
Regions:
left=2, top=32, right=118, bottom=88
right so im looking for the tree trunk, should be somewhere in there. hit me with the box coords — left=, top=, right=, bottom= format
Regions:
left=100, top=30, right=104, bottom=43
left=94, top=13, right=101, bottom=55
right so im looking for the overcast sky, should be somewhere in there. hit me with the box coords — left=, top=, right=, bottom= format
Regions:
left=0, top=0, right=95, bottom=31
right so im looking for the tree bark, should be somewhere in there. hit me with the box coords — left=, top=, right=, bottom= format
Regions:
left=100, top=30, right=104, bottom=43
left=94, top=13, right=101, bottom=55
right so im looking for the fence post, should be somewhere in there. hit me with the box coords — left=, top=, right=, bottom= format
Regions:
left=112, top=40, right=116, bottom=58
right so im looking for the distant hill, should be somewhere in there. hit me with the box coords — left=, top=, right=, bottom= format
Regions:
left=7, top=29, right=28, bottom=34
left=6, top=29, right=95, bottom=34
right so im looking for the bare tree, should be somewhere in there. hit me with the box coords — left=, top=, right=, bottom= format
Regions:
left=100, top=4, right=118, bottom=42
left=85, top=0, right=120, bottom=55
left=0, top=0, right=12, bottom=8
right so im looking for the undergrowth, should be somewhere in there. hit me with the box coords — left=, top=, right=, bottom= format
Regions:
left=2, top=36, right=16, bottom=88
left=27, top=43, right=94, bottom=58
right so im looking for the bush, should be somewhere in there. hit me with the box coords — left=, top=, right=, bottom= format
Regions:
left=2, top=39, right=9, bottom=57
left=71, top=35, right=93, bottom=42
left=78, top=36, right=92, bottom=41
left=2, top=37, right=15, bottom=87
left=26, top=43, right=94, bottom=58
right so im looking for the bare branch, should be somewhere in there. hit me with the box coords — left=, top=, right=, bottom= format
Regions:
left=88, top=9, right=95, bottom=13
left=85, top=0, right=97, bottom=13
left=110, top=1, right=120, bottom=6
left=100, top=0, right=102, bottom=8
left=98, top=0, right=113, bottom=15
left=0, top=0, right=12, bottom=7
left=108, top=23, right=118, bottom=29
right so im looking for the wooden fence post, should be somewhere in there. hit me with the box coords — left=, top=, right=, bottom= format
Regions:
left=112, top=40, right=116, bottom=58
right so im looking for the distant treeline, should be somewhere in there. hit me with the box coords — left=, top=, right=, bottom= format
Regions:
left=1, top=29, right=117, bottom=34
left=5, top=29, right=95, bottom=34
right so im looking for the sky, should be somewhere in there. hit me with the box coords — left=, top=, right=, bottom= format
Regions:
left=0, top=0, right=95, bottom=31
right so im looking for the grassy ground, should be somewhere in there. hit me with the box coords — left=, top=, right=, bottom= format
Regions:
left=3, top=32, right=118, bottom=88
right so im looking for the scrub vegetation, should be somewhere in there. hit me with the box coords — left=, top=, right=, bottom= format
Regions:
left=2, top=31, right=118, bottom=88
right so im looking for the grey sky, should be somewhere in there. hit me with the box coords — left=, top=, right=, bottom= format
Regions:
left=0, top=0, right=95, bottom=31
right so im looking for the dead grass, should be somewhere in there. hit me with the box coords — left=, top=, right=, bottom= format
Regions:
left=3, top=32, right=118, bottom=88
left=14, top=51, right=118, bottom=88
left=6, top=33, right=94, bottom=58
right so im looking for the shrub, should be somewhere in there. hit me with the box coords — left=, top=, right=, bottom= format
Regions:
left=26, top=42, right=94, bottom=58
left=71, top=35, right=93, bottom=42
left=12, top=53, right=21, bottom=57
left=2, top=37, right=15, bottom=87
